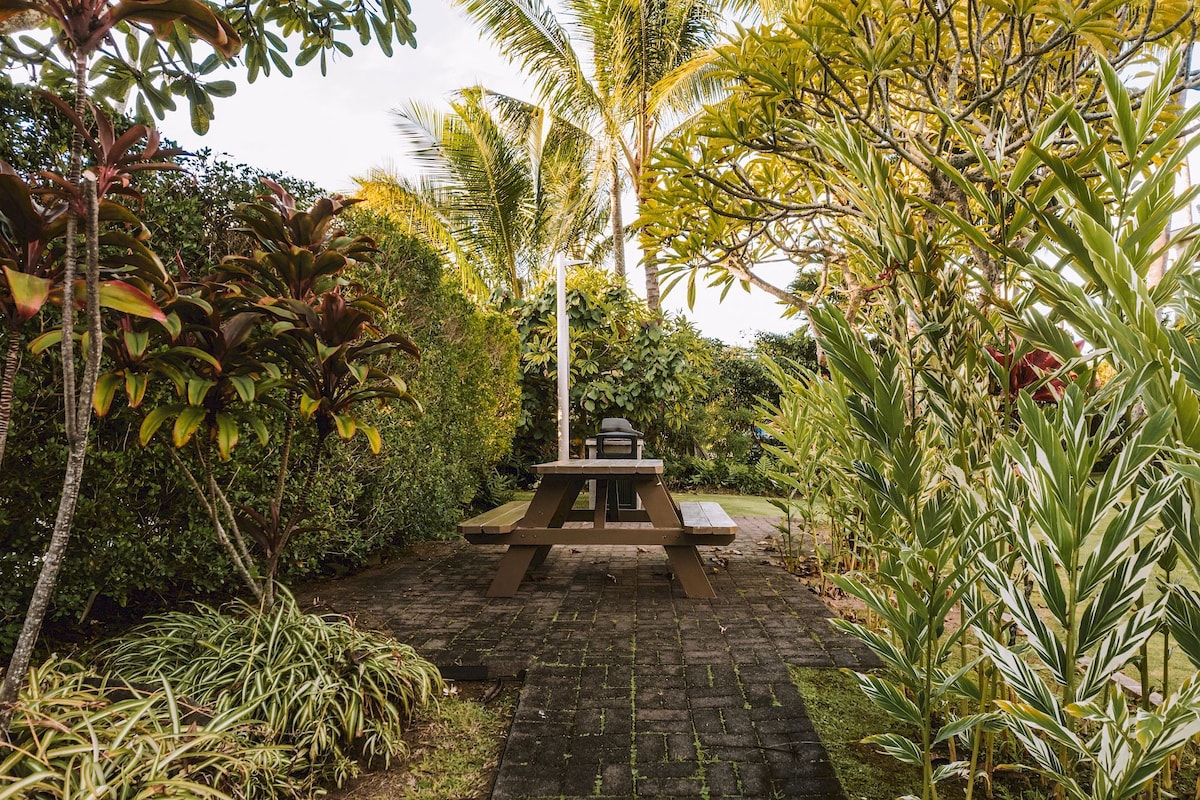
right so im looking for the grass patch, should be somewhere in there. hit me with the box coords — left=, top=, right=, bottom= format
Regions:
left=790, top=665, right=921, bottom=800
left=513, top=489, right=782, bottom=518
left=676, top=492, right=781, bottom=518
left=327, top=681, right=518, bottom=800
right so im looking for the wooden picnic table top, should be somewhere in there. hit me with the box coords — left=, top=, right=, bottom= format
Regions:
left=532, top=458, right=664, bottom=475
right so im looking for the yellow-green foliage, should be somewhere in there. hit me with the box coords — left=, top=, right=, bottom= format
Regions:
left=338, top=212, right=521, bottom=540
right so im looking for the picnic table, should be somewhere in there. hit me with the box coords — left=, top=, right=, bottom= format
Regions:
left=459, top=459, right=737, bottom=599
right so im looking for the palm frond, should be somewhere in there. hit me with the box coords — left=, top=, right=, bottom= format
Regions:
left=451, top=0, right=601, bottom=117
left=355, top=170, right=489, bottom=298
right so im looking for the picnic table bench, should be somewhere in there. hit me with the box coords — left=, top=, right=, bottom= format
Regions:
left=460, top=459, right=737, bottom=598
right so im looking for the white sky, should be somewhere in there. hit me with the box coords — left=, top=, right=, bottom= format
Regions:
left=157, top=0, right=799, bottom=346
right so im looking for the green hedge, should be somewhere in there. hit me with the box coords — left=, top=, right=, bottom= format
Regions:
left=0, top=198, right=519, bottom=656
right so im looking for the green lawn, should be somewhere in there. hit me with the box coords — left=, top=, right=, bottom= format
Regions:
left=512, top=489, right=782, bottom=518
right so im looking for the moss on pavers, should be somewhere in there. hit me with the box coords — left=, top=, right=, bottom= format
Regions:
left=307, top=516, right=874, bottom=799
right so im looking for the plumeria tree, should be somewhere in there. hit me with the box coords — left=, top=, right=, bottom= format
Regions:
left=639, top=0, right=1199, bottom=319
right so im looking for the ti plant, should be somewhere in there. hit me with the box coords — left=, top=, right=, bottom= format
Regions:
left=135, top=182, right=419, bottom=607
left=979, top=375, right=1185, bottom=799
left=0, top=0, right=423, bottom=738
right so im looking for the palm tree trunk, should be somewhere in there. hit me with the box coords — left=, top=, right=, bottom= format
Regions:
left=0, top=333, right=22, bottom=467
left=643, top=250, right=661, bottom=313
left=610, top=160, right=625, bottom=280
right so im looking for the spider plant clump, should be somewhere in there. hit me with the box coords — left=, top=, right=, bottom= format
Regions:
left=96, top=589, right=443, bottom=790
left=0, top=657, right=293, bottom=799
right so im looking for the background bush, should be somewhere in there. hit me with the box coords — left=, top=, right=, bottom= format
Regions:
left=663, top=330, right=819, bottom=493
left=503, top=267, right=710, bottom=475
left=0, top=166, right=520, bottom=654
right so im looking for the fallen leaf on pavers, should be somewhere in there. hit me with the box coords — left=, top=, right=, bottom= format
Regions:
left=637, top=547, right=650, bottom=553
left=607, top=574, right=618, bottom=582
left=571, top=548, right=582, bottom=553
left=726, top=549, right=743, bottom=556
left=482, top=679, right=504, bottom=704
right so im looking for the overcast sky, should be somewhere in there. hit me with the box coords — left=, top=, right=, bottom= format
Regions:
left=159, top=0, right=800, bottom=346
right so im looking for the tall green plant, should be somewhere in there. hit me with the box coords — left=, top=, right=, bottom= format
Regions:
left=978, top=378, right=1188, bottom=798
left=807, top=303, right=992, bottom=800
left=136, top=185, right=419, bottom=606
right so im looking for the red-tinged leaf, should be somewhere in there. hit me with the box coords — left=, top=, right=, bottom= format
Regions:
left=361, top=422, right=382, bottom=454
left=172, top=405, right=205, bottom=447
left=3, top=265, right=52, bottom=322
left=215, top=413, right=238, bottom=460
left=96, top=280, right=168, bottom=322
left=139, top=404, right=180, bottom=445
left=93, top=373, right=123, bottom=415
left=0, top=173, right=48, bottom=241
left=110, top=0, right=243, bottom=57
left=333, top=413, right=356, bottom=440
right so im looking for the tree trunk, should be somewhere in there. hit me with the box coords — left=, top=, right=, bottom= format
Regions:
left=0, top=50, right=98, bottom=736
left=643, top=250, right=661, bottom=313
left=610, top=161, right=625, bottom=281
left=0, top=180, right=101, bottom=734
left=0, top=334, right=22, bottom=467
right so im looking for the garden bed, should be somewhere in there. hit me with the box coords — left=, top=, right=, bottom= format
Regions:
left=326, top=679, right=519, bottom=800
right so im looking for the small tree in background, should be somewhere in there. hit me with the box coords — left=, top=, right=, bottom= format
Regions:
left=133, top=184, right=419, bottom=608
left=505, top=265, right=709, bottom=468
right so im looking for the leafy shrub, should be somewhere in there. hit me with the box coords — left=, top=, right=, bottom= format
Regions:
left=505, top=266, right=709, bottom=469
left=342, top=212, right=521, bottom=535
left=0, top=657, right=293, bottom=799
left=659, top=330, right=817, bottom=493
left=0, top=183, right=520, bottom=653
left=97, top=590, right=443, bottom=790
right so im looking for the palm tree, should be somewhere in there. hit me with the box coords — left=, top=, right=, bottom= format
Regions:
left=357, top=87, right=609, bottom=299
left=451, top=0, right=727, bottom=310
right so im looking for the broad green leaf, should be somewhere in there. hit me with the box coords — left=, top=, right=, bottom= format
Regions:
left=93, top=373, right=123, bottom=415
left=29, top=329, right=63, bottom=354
left=863, top=733, right=924, bottom=767
left=139, top=404, right=180, bottom=445
left=361, top=422, right=383, bottom=454
left=125, top=371, right=148, bottom=408
left=172, top=405, right=206, bottom=447
left=333, top=413, right=356, bottom=440
left=215, top=413, right=238, bottom=460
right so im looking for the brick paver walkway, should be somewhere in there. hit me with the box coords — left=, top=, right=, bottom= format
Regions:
left=306, top=516, right=879, bottom=799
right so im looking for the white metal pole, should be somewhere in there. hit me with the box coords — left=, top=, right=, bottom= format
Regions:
left=556, top=253, right=570, bottom=461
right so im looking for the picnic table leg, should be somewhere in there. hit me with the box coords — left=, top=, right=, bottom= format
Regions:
left=665, top=546, right=717, bottom=599
left=487, top=545, right=541, bottom=597
left=634, top=476, right=680, bottom=527
left=530, top=545, right=553, bottom=569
